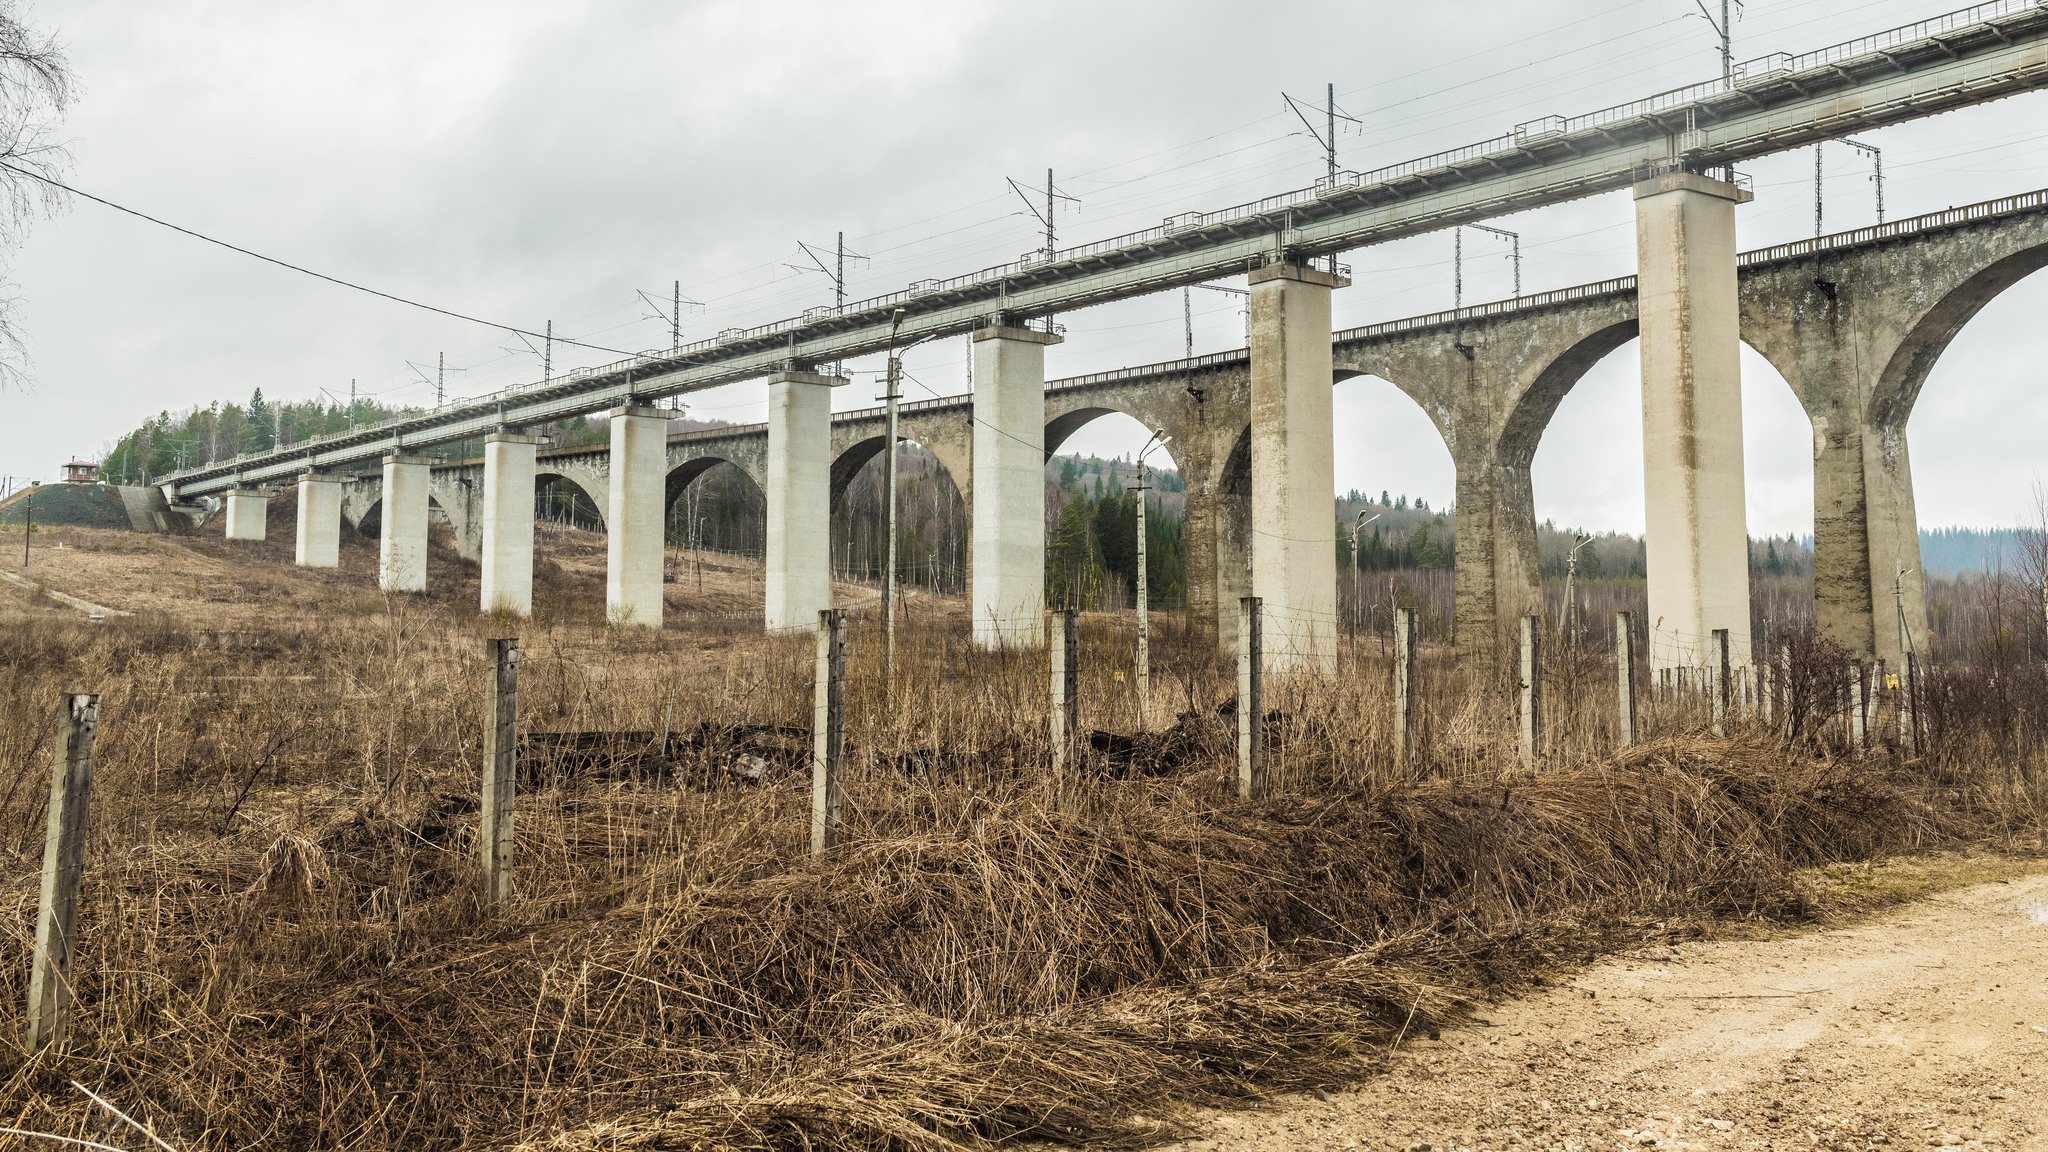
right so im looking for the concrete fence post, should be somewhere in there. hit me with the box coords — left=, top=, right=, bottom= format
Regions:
left=1779, top=645, right=1794, bottom=736
left=1614, top=611, right=1637, bottom=748
left=27, top=693, right=97, bottom=1052
left=1238, top=596, right=1263, bottom=800
left=811, top=608, right=846, bottom=857
left=1048, top=610, right=1078, bottom=778
left=1711, top=628, right=1732, bottom=737
left=480, top=638, right=518, bottom=905
left=1394, top=607, right=1418, bottom=772
left=1518, top=615, right=1541, bottom=770
left=1902, top=652, right=1921, bottom=755
left=1849, top=663, right=1868, bottom=752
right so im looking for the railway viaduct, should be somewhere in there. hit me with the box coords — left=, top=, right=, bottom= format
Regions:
left=166, top=1, right=2048, bottom=678
left=296, top=188, right=2048, bottom=674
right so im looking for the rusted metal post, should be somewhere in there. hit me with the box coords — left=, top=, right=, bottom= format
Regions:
left=1238, top=596, right=1263, bottom=800
left=481, top=637, right=518, bottom=905
left=811, top=608, right=846, bottom=857
left=1394, top=607, right=1418, bottom=772
left=1048, top=610, right=1078, bottom=777
left=1615, top=611, right=1637, bottom=748
left=27, top=693, right=97, bottom=1052
left=1518, top=615, right=1541, bottom=770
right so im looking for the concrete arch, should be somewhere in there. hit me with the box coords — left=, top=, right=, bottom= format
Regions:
left=535, top=469, right=606, bottom=530
left=1329, top=366, right=1457, bottom=459
left=1869, top=247, right=2048, bottom=432
left=1041, top=406, right=1190, bottom=478
left=347, top=488, right=463, bottom=539
left=828, top=435, right=969, bottom=513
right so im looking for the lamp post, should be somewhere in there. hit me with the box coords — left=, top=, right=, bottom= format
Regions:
left=1130, top=430, right=1171, bottom=728
left=1560, top=533, right=1593, bottom=642
left=1351, top=510, right=1381, bottom=643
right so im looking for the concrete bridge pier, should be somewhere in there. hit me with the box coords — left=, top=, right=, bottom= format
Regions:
left=295, top=473, right=341, bottom=568
left=481, top=431, right=540, bottom=616
left=1634, top=170, right=1755, bottom=672
left=379, top=454, right=431, bottom=593
left=607, top=405, right=668, bottom=628
left=971, top=324, right=1060, bottom=648
left=224, top=487, right=267, bottom=542
left=765, top=370, right=842, bottom=631
left=1451, top=454, right=1544, bottom=677
left=1812, top=423, right=1927, bottom=666
left=1248, top=261, right=1346, bottom=676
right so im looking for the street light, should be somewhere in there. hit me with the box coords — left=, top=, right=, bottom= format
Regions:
left=1351, top=510, right=1381, bottom=642
left=1130, top=429, right=1171, bottom=728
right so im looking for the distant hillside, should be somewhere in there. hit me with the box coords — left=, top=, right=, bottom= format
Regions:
left=1920, top=527, right=2038, bottom=575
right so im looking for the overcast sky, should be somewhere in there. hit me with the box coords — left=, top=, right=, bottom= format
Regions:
left=3, top=0, right=2045, bottom=534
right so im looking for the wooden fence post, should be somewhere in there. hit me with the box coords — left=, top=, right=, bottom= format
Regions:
left=1614, top=611, right=1637, bottom=748
left=1711, top=628, right=1731, bottom=737
left=1048, top=610, right=1078, bottom=777
left=1518, top=615, right=1541, bottom=770
left=27, top=693, right=97, bottom=1052
left=1238, top=596, right=1263, bottom=800
left=480, top=638, right=518, bottom=905
left=1394, top=607, right=1418, bottom=772
left=811, top=609, right=846, bottom=857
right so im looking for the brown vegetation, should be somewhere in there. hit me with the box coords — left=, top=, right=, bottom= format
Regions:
left=0, top=527, right=2038, bottom=1150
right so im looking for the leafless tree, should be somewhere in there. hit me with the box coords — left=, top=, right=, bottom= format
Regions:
left=0, top=3, right=71, bottom=389
left=2023, top=479, right=2048, bottom=662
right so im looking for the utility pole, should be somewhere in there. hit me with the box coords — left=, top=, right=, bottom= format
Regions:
left=1195, top=283, right=1251, bottom=345
left=1692, top=0, right=1740, bottom=87
left=1284, top=83, right=1359, bottom=186
left=544, top=321, right=552, bottom=382
left=1467, top=223, right=1521, bottom=297
left=1814, top=142, right=1824, bottom=237
left=1844, top=138, right=1885, bottom=223
left=349, top=379, right=357, bottom=430
left=1008, top=170, right=1078, bottom=333
left=437, top=351, right=445, bottom=407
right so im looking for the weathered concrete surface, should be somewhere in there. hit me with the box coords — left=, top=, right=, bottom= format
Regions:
left=764, top=371, right=840, bottom=631
left=1336, top=287, right=1638, bottom=677
left=971, top=325, right=1059, bottom=648
left=295, top=473, right=341, bottom=568
left=400, top=192, right=2048, bottom=663
left=481, top=432, right=539, bottom=616
left=1738, top=205, right=2048, bottom=666
left=606, top=406, right=668, bottom=628
left=379, top=455, right=431, bottom=592
left=1634, top=171, right=1755, bottom=673
left=223, top=487, right=267, bottom=542
left=1249, top=262, right=1344, bottom=675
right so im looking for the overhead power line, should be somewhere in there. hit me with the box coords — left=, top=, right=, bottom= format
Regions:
left=0, top=159, right=635, bottom=357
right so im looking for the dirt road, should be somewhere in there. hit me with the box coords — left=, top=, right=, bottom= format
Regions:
left=1168, top=868, right=2048, bottom=1152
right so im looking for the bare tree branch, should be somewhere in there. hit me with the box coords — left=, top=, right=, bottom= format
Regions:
left=0, top=3, right=73, bottom=390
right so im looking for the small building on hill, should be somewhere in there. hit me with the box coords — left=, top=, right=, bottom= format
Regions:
left=61, top=459, right=98, bottom=483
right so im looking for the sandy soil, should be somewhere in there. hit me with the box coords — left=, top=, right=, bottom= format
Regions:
left=1166, top=869, right=2048, bottom=1152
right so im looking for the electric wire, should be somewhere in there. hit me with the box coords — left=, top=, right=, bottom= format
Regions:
left=0, top=160, right=636, bottom=357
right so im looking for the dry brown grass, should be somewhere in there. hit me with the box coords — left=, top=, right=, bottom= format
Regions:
left=0, top=532, right=2035, bottom=1149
